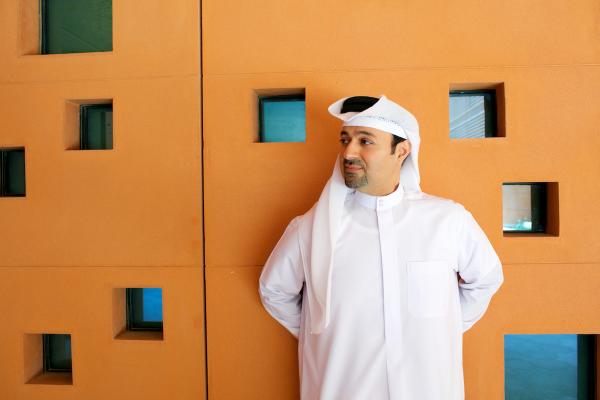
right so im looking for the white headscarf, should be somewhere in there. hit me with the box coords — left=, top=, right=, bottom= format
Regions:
left=305, top=95, right=422, bottom=334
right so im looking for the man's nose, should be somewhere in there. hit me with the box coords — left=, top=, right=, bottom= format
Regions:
left=342, top=140, right=359, bottom=159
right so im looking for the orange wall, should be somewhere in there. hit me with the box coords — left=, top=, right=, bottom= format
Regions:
left=2, top=0, right=600, bottom=399
left=203, top=0, right=600, bottom=399
left=0, top=1, right=204, bottom=399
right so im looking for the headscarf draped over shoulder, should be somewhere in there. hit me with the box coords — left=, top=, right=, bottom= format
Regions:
left=304, top=95, right=422, bottom=334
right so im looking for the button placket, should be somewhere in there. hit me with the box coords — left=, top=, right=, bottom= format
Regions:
left=376, top=205, right=400, bottom=399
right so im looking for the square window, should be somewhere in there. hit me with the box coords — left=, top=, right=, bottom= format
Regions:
left=43, top=334, right=72, bottom=372
left=126, top=288, right=163, bottom=331
left=449, top=89, right=497, bottom=138
left=0, top=148, right=26, bottom=197
left=24, top=333, right=72, bottom=385
left=502, top=182, right=559, bottom=236
left=502, top=183, right=547, bottom=233
left=41, top=0, right=112, bottom=54
left=504, top=334, right=596, bottom=400
left=259, top=95, right=306, bottom=143
left=80, top=104, right=113, bottom=150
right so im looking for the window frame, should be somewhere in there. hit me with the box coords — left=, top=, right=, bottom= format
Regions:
left=577, top=335, right=597, bottom=399
left=449, top=89, right=497, bottom=138
left=502, top=182, right=547, bottom=233
left=40, top=0, right=113, bottom=55
left=126, top=288, right=163, bottom=332
left=258, top=94, right=306, bottom=143
left=79, top=104, right=113, bottom=150
left=40, top=0, right=50, bottom=55
left=0, top=147, right=26, bottom=197
left=42, top=334, right=72, bottom=373
left=504, top=334, right=597, bottom=400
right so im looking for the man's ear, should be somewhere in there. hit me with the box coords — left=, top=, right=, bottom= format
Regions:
left=397, top=140, right=411, bottom=160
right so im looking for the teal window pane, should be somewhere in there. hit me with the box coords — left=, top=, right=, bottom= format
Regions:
left=126, top=288, right=163, bottom=331
left=1, top=148, right=26, bottom=196
left=142, top=288, right=163, bottom=322
left=504, top=334, right=595, bottom=400
left=503, top=183, right=546, bottom=232
left=80, top=104, right=113, bottom=150
left=43, top=334, right=72, bottom=372
left=42, top=0, right=112, bottom=54
left=259, top=96, right=306, bottom=142
left=449, top=90, right=496, bottom=138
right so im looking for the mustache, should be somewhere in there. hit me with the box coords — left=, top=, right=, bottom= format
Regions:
left=343, top=159, right=365, bottom=169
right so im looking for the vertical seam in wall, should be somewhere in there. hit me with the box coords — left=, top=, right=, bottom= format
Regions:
left=199, top=0, right=208, bottom=398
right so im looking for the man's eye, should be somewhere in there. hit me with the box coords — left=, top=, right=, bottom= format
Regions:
left=360, top=139, right=373, bottom=145
left=339, top=138, right=349, bottom=145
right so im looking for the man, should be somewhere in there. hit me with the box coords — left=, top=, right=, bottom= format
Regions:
left=259, top=95, right=504, bottom=400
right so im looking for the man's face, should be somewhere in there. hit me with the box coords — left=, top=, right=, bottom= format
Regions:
left=339, top=126, right=411, bottom=195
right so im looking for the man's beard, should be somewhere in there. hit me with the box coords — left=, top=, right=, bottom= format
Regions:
left=344, top=172, right=368, bottom=188
left=343, top=159, right=368, bottom=189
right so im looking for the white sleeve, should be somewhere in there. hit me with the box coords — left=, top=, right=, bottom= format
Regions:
left=456, top=207, right=504, bottom=333
left=258, top=217, right=305, bottom=339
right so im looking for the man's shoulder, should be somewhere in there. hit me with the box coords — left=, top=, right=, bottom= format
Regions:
left=295, top=203, right=317, bottom=237
left=405, top=190, right=468, bottom=215
left=278, top=204, right=316, bottom=242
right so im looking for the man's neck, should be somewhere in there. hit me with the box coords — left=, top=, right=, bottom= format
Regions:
left=357, top=182, right=400, bottom=197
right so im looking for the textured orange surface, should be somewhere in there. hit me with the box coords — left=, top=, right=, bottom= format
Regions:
left=0, top=0, right=204, bottom=399
left=1, top=0, right=600, bottom=399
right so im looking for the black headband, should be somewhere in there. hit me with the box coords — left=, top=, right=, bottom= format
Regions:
left=340, top=96, right=379, bottom=113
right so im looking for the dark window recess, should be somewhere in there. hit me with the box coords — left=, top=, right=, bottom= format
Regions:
left=503, top=183, right=547, bottom=233
left=80, top=104, right=113, bottom=150
left=449, top=90, right=497, bottom=138
left=0, top=148, right=26, bottom=197
left=41, top=0, right=112, bottom=54
left=259, top=95, right=306, bottom=143
left=576, top=335, right=597, bottom=400
left=43, top=334, right=72, bottom=372
left=126, top=288, right=163, bottom=331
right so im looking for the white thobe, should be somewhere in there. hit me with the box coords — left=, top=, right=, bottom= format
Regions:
left=259, top=183, right=504, bottom=400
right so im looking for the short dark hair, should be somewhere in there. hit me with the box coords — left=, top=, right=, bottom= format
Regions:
left=391, top=135, right=406, bottom=154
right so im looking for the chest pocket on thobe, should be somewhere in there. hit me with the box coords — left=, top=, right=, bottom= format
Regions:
left=407, top=260, right=451, bottom=318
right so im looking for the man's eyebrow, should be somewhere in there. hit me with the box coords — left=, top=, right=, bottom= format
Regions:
left=340, top=130, right=376, bottom=137
left=357, top=130, right=375, bottom=137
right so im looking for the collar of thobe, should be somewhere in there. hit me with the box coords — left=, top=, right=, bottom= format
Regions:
left=353, top=183, right=405, bottom=210
left=305, top=95, right=422, bottom=335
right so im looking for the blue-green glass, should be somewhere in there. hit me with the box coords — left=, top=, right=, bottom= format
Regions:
left=81, top=105, right=113, bottom=150
left=504, top=334, right=594, bottom=400
left=4, top=149, right=26, bottom=196
left=142, top=288, right=163, bottom=322
left=127, top=288, right=163, bottom=331
left=44, top=334, right=72, bottom=372
left=260, top=98, right=306, bottom=142
left=42, top=0, right=112, bottom=54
